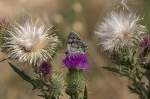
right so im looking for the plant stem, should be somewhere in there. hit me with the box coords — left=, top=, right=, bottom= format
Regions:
left=70, top=95, right=75, bottom=99
left=0, top=57, right=10, bottom=62
left=70, top=94, right=80, bottom=99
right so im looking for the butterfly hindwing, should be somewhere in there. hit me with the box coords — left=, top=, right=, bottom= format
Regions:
left=67, top=32, right=87, bottom=54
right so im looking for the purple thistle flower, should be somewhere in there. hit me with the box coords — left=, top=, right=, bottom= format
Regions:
left=63, top=53, right=89, bottom=70
left=140, top=35, right=150, bottom=48
left=39, top=62, right=52, bottom=77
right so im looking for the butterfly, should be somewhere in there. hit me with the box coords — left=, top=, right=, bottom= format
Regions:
left=66, top=32, right=87, bottom=54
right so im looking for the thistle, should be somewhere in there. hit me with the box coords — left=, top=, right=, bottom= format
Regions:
left=9, top=62, right=65, bottom=99
left=3, top=19, right=60, bottom=66
left=95, top=5, right=150, bottom=98
left=63, top=32, right=88, bottom=99
left=95, top=11, right=147, bottom=52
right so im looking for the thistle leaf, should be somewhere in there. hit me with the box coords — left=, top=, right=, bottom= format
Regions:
left=83, top=86, right=88, bottom=99
left=103, top=66, right=130, bottom=77
left=8, top=62, right=37, bottom=89
left=37, top=94, right=46, bottom=97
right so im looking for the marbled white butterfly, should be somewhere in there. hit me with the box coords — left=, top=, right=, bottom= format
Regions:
left=66, top=32, right=87, bottom=54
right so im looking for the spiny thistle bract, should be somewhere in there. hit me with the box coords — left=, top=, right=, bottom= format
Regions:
left=95, top=11, right=147, bottom=52
left=3, top=19, right=60, bottom=66
left=66, top=69, right=86, bottom=98
left=47, top=72, right=65, bottom=99
left=0, top=17, right=11, bottom=50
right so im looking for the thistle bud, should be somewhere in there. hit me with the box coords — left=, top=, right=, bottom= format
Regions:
left=66, top=69, right=86, bottom=99
left=39, top=62, right=52, bottom=78
left=47, top=72, right=65, bottom=99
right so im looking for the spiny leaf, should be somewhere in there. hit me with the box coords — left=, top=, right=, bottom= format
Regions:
left=8, top=62, right=37, bottom=89
left=129, top=81, right=148, bottom=97
left=38, top=94, right=46, bottom=97
left=83, top=86, right=88, bottom=99
left=103, top=66, right=130, bottom=77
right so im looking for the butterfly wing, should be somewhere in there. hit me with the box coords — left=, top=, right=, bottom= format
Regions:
left=66, top=32, right=87, bottom=54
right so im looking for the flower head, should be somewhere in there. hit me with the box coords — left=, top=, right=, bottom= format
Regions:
left=95, top=11, right=147, bottom=52
left=140, top=35, right=150, bottom=49
left=63, top=53, right=89, bottom=70
left=39, top=62, right=52, bottom=77
left=4, top=19, right=60, bottom=66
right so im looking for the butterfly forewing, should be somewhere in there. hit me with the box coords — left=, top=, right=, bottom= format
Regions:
left=67, top=32, right=87, bottom=54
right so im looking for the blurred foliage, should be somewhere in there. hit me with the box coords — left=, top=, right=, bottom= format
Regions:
left=63, top=9, right=77, bottom=24
left=54, top=0, right=84, bottom=34
left=143, top=0, right=150, bottom=30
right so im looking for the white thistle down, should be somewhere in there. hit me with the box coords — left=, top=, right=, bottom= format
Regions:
left=95, top=11, right=147, bottom=52
left=4, top=19, right=60, bottom=66
left=121, top=0, right=131, bottom=11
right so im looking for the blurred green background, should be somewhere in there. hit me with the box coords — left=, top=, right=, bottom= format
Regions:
left=0, top=0, right=149, bottom=99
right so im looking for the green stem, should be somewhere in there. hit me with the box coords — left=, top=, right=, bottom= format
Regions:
left=70, top=94, right=79, bottom=99
left=70, top=95, right=75, bottom=99
left=0, top=57, right=10, bottom=62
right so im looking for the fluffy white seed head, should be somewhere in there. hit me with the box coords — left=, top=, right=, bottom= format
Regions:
left=4, top=19, right=60, bottom=66
left=95, top=11, right=147, bottom=52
